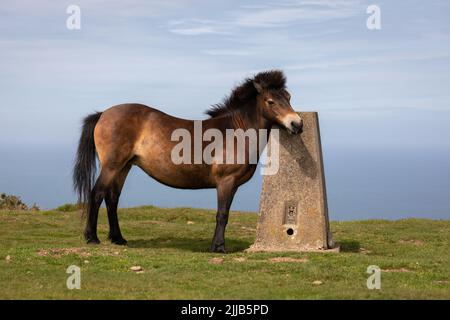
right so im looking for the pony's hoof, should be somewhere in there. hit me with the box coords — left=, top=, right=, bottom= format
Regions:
left=210, top=244, right=226, bottom=253
left=86, top=237, right=100, bottom=245
left=110, top=237, right=128, bottom=246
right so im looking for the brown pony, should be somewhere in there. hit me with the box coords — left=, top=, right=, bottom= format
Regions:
left=73, top=70, right=303, bottom=252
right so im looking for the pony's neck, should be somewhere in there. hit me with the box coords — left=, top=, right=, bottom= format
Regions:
left=227, top=103, right=272, bottom=132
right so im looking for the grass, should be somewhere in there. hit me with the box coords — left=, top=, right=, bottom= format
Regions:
left=0, top=206, right=449, bottom=299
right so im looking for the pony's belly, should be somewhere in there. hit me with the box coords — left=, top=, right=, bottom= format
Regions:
left=134, top=157, right=215, bottom=189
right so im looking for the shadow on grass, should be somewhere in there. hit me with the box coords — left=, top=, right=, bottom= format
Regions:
left=338, top=240, right=361, bottom=253
left=127, top=237, right=252, bottom=253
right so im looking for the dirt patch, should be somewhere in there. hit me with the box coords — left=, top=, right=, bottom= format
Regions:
left=232, top=257, right=308, bottom=263
left=269, top=257, right=308, bottom=263
left=382, top=268, right=411, bottom=273
left=398, top=239, right=424, bottom=246
left=233, top=257, right=247, bottom=262
left=37, top=248, right=91, bottom=258
left=208, top=257, right=224, bottom=265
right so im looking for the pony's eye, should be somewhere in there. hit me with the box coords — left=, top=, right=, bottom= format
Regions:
left=267, top=99, right=275, bottom=105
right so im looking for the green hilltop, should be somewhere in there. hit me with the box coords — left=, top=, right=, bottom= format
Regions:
left=0, top=205, right=449, bottom=299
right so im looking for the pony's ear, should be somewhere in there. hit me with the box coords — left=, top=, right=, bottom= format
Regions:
left=253, top=81, right=264, bottom=93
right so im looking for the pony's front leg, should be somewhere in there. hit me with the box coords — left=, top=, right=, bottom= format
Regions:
left=211, top=181, right=237, bottom=253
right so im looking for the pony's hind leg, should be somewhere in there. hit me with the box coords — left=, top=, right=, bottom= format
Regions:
left=106, top=164, right=131, bottom=245
left=84, top=167, right=118, bottom=244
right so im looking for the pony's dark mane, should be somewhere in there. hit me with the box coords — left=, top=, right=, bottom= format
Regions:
left=206, top=70, right=287, bottom=118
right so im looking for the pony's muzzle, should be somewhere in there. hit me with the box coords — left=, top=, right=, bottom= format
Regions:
left=289, top=119, right=303, bottom=135
left=281, top=113, right=303, bottom=135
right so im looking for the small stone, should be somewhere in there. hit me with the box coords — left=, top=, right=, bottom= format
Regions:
left=84, top=260, right=89, bottom=264
left=136, top=271, right=144, bottom=274
left=312, top=280, right=323, bottom=286
left=359, top=248, right=371, bottom=254
left=37, top=250, right=48, bottom=257
left=5, top=255, right=11, bottom=262
left=208, top=258, right=224, bottom=265
left=114, top=251, right=120, bottom=255
left=187, top=221, right=195, bottom=225
left=130, top=266, right=143, bottom=272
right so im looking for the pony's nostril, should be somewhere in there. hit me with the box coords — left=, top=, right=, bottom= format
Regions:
left=289, top=120, right=303, bottom=134
left=291, top=121, right=301, bottom=131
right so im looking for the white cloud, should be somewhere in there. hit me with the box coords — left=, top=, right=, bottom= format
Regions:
left=203, top=49, right=257, bottom=56
left=170, top=26, right=226, bottom=36
left=235, top=2, right=361, bottom=27
left=167, top=0, right=363, bottom=35
left=286, top=52, right=450, bottom=71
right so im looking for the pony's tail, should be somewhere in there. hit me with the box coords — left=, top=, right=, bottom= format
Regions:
left=73, top=112, right=102, bottom=211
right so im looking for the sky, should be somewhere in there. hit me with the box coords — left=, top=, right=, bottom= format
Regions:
left=0, top=0, right=449, bottom=220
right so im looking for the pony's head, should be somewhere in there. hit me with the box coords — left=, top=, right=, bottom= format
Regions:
left=253, top=70, right=303, bottom=134
left=206, top=69, right=303, bottom=134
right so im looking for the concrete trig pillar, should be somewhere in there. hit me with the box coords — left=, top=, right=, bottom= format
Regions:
left=248, top=112, right=339, bottom=252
